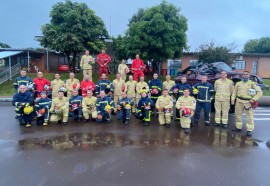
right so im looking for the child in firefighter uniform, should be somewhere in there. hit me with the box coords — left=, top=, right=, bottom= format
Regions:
left=82, top=90, right=97, bottom=122
left=176, top=89, right=196, bottom=134
left=117, top=92, right=134, bottom=125
left=125, top=75, right=137, bottom=113
left=135, top=76, right=149, bottom=106
left=136, top=91, right=154, bottom=126
left=65, top=72, right=80, bottom=98
left=80, top=50, right=94, bottom=80
left=35, top=91, right=51, bottom=126
left=69, top=90, right=83, bottom=122
left=231, top=71, right=262, bottom=136
left=96, top=91, right=115, bottom=123
left=112, top=74, right=125, bottom=112
left=118, top=59, right=130, bottom=81
left=51, top=73, right=65, bottom=99
left=12, top=85, right=34, bottom=127
left=95, top=73, right=114, bottom=96
left=155, top=89, right=173, bottom=128
left=50, top=91, right=69, bottom=125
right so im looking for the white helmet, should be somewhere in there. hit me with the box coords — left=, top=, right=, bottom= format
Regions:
left=59, top=87, right=66, bottom=92
left=248, top=89, right=256, bottom=96
left=26, top=83, right=33, bottom=89
left=44, top=84, right=49, bottom=90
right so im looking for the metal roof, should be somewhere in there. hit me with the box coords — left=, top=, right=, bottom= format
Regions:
left=0, top=51, right=23, bottom=59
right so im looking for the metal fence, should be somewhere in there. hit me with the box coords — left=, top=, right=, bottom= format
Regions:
left=0, top=63, right=21, bottom=85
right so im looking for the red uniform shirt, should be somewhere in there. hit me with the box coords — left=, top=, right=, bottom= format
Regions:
left=97, top=53, right=111, bottom=68
left=33, top=78, right=51, bottom=92
left=131, top=59, right=145, bottom=71
left=81, top=80, right=95, bottom=96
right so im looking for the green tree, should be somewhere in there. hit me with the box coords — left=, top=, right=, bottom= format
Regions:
left=197, top=41, right=235, bottom=65
left=0, top=42, right=11, bottom=48
left=113, top=0, right=188, bottom=72
left=40, top=0, right=108, bottom=71
left=244, top=37, right=270, bottom=53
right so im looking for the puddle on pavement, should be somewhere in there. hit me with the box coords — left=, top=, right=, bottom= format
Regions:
left=17, top=128, right=270, bottom=151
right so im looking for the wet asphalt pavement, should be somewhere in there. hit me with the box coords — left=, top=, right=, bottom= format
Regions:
left=0, top=102, right=270, bottom=186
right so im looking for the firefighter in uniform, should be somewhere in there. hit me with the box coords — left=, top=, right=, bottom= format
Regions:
left=136, top=91, right=154, bottom=126
left=80, top=74, right=95, bottom=97
left=155, top=89, right=173, bottom=128
left=96, top=91, right=115, bottom=123
left=214, top=70, right=234, bottom=128
left=35, top=91, right=51, bottom=126
left=170, top=76, right=192, bottom=120
left=33, top=71, right=51, bottom=99
left=163, top=75, right=175, bottom=91
left=118, top=59, right=130, bottom=81
left=82, top=90, right=97, bottom=122
left=65, top=72, right=80, bottom=98
left=14, top=69, right=34, bottom=92
left=95, top=73, right=114, bottom=96
left=117, top=92, right=134, bottom=125
left=231, top=71, right=262, bottom=136
left=149, top=73, right=163, bottom=105
left=131, top=54, right=145, bottom=82
left=193, top=75, right=215, bottom=126
left=112, top=73, right=125, bottom=112
left=51, top=73, right=65, bottom=99
left=135, top=76, right=149, bottom=107
left=97, top=49, right=111, bottom=77
left=125, top=75, right=137, bottom=113
left=12, top=85, right=34, bottom=127
left=80, top=50, right=94, bottom=80
left=69, top=89, right=83, bottom=122
left=50, top=90, right=69, bottom=125
left=176, top=88, right=196, bottom=134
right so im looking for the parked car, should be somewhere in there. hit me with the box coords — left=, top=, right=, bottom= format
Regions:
left=175, top=62, right=268, bottom=90
left=175, top=62, right=268, bottom=112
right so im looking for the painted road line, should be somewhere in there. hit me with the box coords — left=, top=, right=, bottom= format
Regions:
left=253, top=118, right=270, bottom=121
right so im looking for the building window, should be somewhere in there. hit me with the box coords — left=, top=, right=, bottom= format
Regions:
left=190, top=60, right=199, bottom=66
left=233, top=60, right=246, bottom=70
left=252, top=61, right=258, bottom=74
left=168, top=59, right=182, bottom=69
left=17, top=57, right=28, bottom=66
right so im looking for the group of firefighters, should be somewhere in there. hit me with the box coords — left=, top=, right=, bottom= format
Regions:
left=12, top=50, right=262, bottom=136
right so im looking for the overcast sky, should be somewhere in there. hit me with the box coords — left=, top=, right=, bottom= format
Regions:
left=0, top=0, right=269, bottom=52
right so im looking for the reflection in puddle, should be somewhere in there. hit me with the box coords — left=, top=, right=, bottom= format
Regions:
left=17, top=128, right=270, bottom=151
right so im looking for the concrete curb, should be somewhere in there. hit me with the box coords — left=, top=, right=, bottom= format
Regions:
left=1, top=96, right=270, bottom=106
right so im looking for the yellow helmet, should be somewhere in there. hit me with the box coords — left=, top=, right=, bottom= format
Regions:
left=193, top=88, right=199, bottom=94
left=125, top=104, right=131, bottom=109
left=24, top=106, right=33, bottom=114
left=105, top=105, right=111, bottom=110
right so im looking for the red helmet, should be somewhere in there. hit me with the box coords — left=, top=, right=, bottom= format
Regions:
left=122, top=85, right=126, bottom=92
left=173, top=88, right=179, bottom=93
left=72, top=103, right=78, bottom=110
left=151, top=89, right=158, bottom=94
left=252, top=101, right=259, bottom=109
left=182, top=108, right=191, bottom=117
left=72, top=84, right=77, bottom=89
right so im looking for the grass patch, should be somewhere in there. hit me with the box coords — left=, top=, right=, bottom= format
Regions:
left=263, top=79, right=270, bottom=96
left=0, top=72, right=175, bottom=96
